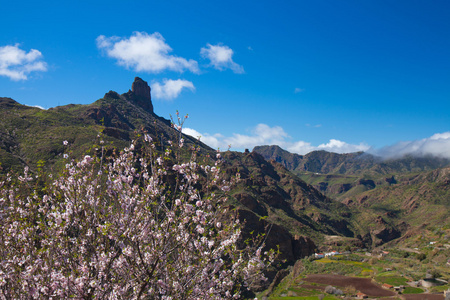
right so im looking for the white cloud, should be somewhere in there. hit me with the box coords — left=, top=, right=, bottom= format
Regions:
left=152, top=79, right=195, bottom=100
left=372, top=132, right=450, bottom=159
left=294, top=88, right=304, bottom=93
left=184, top=124, right=287, bottom=151
left=317, top=139, right=369, bottom=153
left=224, top=124, right=289, bottom=149
left=285, top=139, right=369, bottom=154
left=200, top=43, right=244, bottom=74
left=183, top=123, right=370, bottom=154
left=0, top=44, right=47, bottom=81
left=285, top=141, right=316, bottom=155
left=96, top=32, right=199, bottom=73
left=184, top=125, right=450, bottom=160
left=182, top=128, right=224, bottom=149
left=25, top=104, right=46, bottom=110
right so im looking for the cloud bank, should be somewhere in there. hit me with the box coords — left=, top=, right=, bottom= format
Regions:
left=96, top=32, right=199, bottom=73
left=184, top=125, right=450, bottom=159
left=200, top=43, right=244, bottom=73
left=371, top=132, right=450, bottom=159
left=0, top=44, right=47, bottom=81
left=183, top=123, right=369, bottom=154
left=152, top=79, right=195, bottom=100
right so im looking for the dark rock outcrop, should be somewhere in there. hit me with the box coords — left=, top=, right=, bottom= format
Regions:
left=235, top=209, right=316, bottom=263
left=316, top=182, right=328, bottom=192
left=124, top=77, right=153, bottom=113
left=104, top=91, right=121, bottom=99
left=234, top=192, right=267, bottom=216
left=265, top=269, right=290, bottom=295
left=385, top=175, right=397, bottom=185
left=358, top=179, right=376, bottom=189
left=329, top=183, right=353, bottom=194
left=372, top=227, right=401, bottom=246
left=132, top=77, right=151, bottom=100
left=292, top=235, right=317, bottom=258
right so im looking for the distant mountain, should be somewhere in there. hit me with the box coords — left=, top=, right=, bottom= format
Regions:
left=253, top=145, right=450, bottom=248
left=253, top=145, right=450, bottom=201
left=253, top=145, right=450, bottom=176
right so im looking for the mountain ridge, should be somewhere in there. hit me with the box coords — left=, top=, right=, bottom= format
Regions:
left=0, top=77, right=211, bottom=173
left=253, top=145, right=450, bottom=176
left=1, top=78, right=448, bottom=276
left=253, top=144, right=450, bottom=249
left=1, top=78, right=352, bottom=274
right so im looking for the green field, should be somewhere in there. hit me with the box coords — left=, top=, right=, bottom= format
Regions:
left=402, top=287, right=424, bottom=294
left=261, top=250, right=450, bottom=299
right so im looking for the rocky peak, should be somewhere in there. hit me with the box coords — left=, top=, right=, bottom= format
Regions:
left=123, top=77, right=153, bottom=113
left=132, top=77, right=151, bottom=100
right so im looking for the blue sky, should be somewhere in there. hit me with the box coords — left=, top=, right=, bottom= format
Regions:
left=1, top=0, right=449, bottom=157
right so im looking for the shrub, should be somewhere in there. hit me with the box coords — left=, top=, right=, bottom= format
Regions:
left=416, top=253, right=426, bottom=261
left=430, top=269, right=441, bottom=279
left=0, top=127, right=274, bottom=299
left=324, top=285, right=343, bottom=295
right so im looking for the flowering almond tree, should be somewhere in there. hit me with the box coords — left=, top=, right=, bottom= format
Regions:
left=0, top=128, right=274, bottom=299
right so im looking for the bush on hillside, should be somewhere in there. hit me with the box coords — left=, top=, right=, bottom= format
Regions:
left=0, top=122, right=274, bottom=299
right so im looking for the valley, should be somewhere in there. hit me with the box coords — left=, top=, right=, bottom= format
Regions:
left=1, top=78, right=449, bottom=298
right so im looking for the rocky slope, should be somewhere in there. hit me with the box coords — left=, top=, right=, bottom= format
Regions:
left=3, top=77, right=445, bottom=266
left=0, top=77, right=207, bottom=173
left=0, top=78, right=347, bottom=266
left=222, top=150, right=355, bottom=238
left=254, top=145, right=450, bottom=201
left=254, top=145, right=450, bottom=248
left=343, top=166, right=450, bottom=241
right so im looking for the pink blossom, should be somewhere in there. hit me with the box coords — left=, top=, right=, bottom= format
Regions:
left=196, top=225, right=204, bottom=234
left=0, top=133, right=273, bottom=299
left=144, top=134, right=152, bottom=142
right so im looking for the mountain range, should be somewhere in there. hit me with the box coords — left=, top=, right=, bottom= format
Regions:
left=253, top=145, right=450, bottom=176
left=1, top=78, right=449, bottom=280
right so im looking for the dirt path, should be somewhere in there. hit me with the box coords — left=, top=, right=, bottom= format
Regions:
left=399, top=247, right=421, bottom=254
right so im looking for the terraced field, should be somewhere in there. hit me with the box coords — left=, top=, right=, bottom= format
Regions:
left=261, top=250, right=449, bottom=299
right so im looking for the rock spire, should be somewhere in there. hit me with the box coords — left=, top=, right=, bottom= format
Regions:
left=125, top=77, right=153, bottom=113
left=132, top=77, right=151, bottom=101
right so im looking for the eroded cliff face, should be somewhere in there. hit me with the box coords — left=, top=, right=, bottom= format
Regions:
left=234, top=209, right=317, bottom=263
left=131, top=77, right=151, bottom=100
left=124, top=77, right=153, bottom=113
left=229, top=208, right=316, bottom=291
